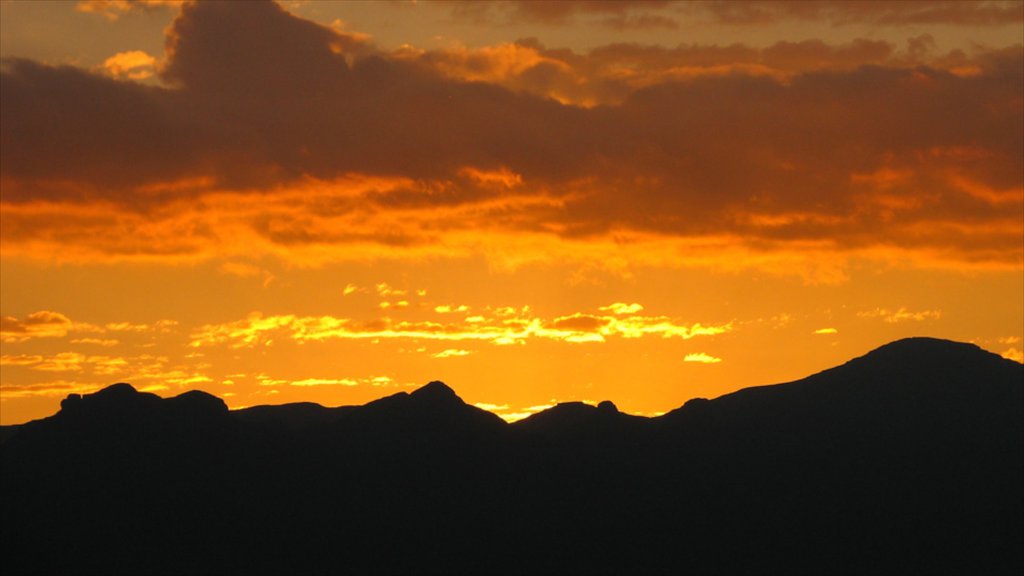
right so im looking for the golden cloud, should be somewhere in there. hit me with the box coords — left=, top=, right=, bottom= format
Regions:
left=1, top=311, right=76, bottom=342
left=600, top=302, right=645, bottom=315
left=102, top=50, right=157, bottom=80
left=858, top=307, right=943, bottom=323
left=188, top=305, right=732, bottom=350
left=0, top=354, right=45, bottom=366
left=255, top=374, right=402, bottom=388
left=0, top=380, right=105, bottom=399
left=1001, top=347, right=1024, bottom=363
left=76, top=0, right=182, bottom=21
left=683, top=352, right=723, bottom=364
left=432, top=349, right=474, bottom=359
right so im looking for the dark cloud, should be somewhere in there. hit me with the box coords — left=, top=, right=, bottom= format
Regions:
left=696, top=1, right=1023, bottom=26
left=1, top=0, right=1020, bottom=268
left=549, top=314, right=611, bottom=332
left=0, top=312, right=75, bottom=342
left=448, top=0, right=676, bottom=28
left=444, top=1, right=1023, bottom=28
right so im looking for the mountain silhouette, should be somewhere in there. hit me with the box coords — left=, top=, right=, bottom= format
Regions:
left=1, top=337, right=1020, bottom=575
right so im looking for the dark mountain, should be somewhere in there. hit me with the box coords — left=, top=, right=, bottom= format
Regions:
left=1, top=337, right=1020, bottom=575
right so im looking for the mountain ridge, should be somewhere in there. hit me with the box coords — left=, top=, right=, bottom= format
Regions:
left=1, top=336, right=1021, bottom=575
left=5, top=337, right=1015, bottom=438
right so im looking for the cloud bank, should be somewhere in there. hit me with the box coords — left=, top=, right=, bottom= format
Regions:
left=2, top=0, right=1021, bottom=277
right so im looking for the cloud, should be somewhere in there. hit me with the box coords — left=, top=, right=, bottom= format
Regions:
left=188, top=305, right=732, bottom=349
left=105, top=319, right=178, bottom=333
left=1, top=311, right=76, bottom=342
left=70, top=338, right=120, bottom=346
left=600, top=302, right=644, bottom=315
left=814, top=327, right=839, bottom=335
left=254, top=374, right=400, bottom=388
left=418, top=37, right=926, bottom=106
left=473, top=402, right=510, bottom=411
left=1001, top=347, right=1024, bottom=363
left=444, top=1, right=1023, bottom=28
left=33, top=352, right=90, bottom=372
left=102, top=50, right=158, bottom=80
left=76, top=0, right=182, bottom=21
left=1, top=0, right=1021, bottom=278
left=684, top=352, right=723, bottom=363
left=432, top=349, right=473, bottom=358
left=288, top=378, right=359, bottom=387
left=858, top=307, right=942, bottom=323
left=447, top=1, right=678, bottom=28
left=0, top=380, right=105, bottom=399
left=0, top=354, right=45, bottom=366
left=0, top=350, right=174, bottom=379
left=694, top=1, right=1024, bottom=26
left=549, top=313, right=611, bottom=333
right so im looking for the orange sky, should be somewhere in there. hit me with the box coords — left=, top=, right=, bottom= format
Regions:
left=1, top=0, right=1022, bottom=425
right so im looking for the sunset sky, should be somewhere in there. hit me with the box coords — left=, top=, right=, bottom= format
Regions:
left=1, top=0, right=1021, bottom=425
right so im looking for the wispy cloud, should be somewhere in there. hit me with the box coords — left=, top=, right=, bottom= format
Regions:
left=256, top=374, right=402, bottom=388
left=684, top=352, right=723, bottom=364
left=0, top=311, right=178, bottom=343
left=1001, top=348, right=1023, bottom=363
left=432, top=349, right=474, bottom=358
left=1, top=311, right=78, bottom=342
left=0, top=380, right=105, bottom=399
left=70, top=338, right=120, bottom=347
left=599, top=302, right=644, bottom=315
left=858, top=307, right=942, bottom=323
left=188, top=306, right=732, bottom=349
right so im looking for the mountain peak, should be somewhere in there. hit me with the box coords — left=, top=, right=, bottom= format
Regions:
left=58, top=382, right=160, bottom=416
left=849, top=337, right=1008, bottom=372
left=871, top=337, right=982, bottom=355
left=409, top=380, right=460, bottom=402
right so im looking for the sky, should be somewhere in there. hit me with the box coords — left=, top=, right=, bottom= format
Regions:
left=1, top=0, right=1022, bottom=425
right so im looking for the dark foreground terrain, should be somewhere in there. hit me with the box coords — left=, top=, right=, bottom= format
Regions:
left=2, top=337, right=1021, bottom=574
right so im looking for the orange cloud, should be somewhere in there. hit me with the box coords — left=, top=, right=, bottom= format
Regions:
left=1, top=311, right=76, bottom=342
left=70, top=338, right=120, bottom=347
left=0, top=354, right=45, bottom=366
left=0, top=380, right=105, bottom=399
left=1001, top=348, right=1024, bottom=363
left=76, top=0, right=182, bottom=21
left=1, top=1, right=1020, bottom=279
left=683, top=352, right=723, bottom=364
left=288, top=378, right=359, bottom=387
left=433, top=349, right=473, bottom=359
left=0, top=350, right=180, bottom=381
left=255, top=374, right=403, bottom=388
left=0, top=309, right=170, bottom=342
left=446, top=0, right=1024, bottom=29
left=600, top=302, right=644, bottom=315
left=188, top=305, right=732, bottom=349
left=695, top=1, right=1024, bottom=26
left=858, top=307, right=942, bottom=323
left=102, top=50, right=157, bottom=80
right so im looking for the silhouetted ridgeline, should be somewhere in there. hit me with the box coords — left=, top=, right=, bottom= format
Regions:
left=2, top=338, right=1021, bottom=575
